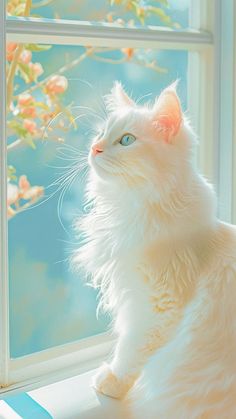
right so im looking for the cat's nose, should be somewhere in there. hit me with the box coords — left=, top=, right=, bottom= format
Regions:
left=91, top=144, right=103, bottom=156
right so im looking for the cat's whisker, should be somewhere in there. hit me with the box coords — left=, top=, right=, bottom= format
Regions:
left=95, top=93, right=108, bottom=121
left=47, top=158, right=87, bottom=190
left=68, top=113, right=87, bottom=129
left=57, top=172, right=78, bottom=234
left=53, top=145, right=88, bottom=165
left=56, top=143, right=82, bottom=153
left=136, top=92, right=153, bottom=105
left=69, top=105, right=106, bottom=123
left=42, top=111, right=64, bottom=138
left=55, top=151, right=88, bottom=163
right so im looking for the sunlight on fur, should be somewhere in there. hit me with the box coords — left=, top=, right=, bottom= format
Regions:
left=72, top=81, right=236, bottom=419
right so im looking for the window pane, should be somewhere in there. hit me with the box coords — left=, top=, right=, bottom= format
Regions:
left=7, top=43, right=188, bottom=357
left=6, top=0, right=190, bottom=29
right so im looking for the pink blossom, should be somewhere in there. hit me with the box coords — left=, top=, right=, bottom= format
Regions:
left=6, top=42, right=18, bottom=61
left=18, top=93, right=34, bottom=107
left=7, top=183, right=19, bottom=205
left=8, top=0, right=21, bottom=8
left=6, top=42, right=18, bottom=53
left=41, top=112, right=53, bottom=123
left=21, top=106, right=37, bottom=118
left=23, top=119, right=37, bottom=134
left=19, top=49, right=32, bottom=64
left=6, top=3, right=14, bottom=15
left=8, top=206, right=16, bottom=218
left=122, top=48, right=134, bottom=60
left=45, top=75, right=68, bottom=95
left=29, top=62, right=44, bottom=78
left=7, top=176, right=44, bottom=219
left=19, top=175, right=30, bottom=192
left=22, top=186, right=44, bottom=201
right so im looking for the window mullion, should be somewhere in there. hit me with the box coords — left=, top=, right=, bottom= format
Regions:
left=233, top=3, right=236, bottom=224
left=0, top=0, right=10, bottom=388
left=6, top=17, right=213, bottom=50
left=188, top=0, right=215, bottom=182
left=2, top=333, right=114, bottom=394
left=216, top=0, right=236, bottom=222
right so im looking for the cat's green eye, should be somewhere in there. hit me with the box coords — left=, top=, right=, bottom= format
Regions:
left=120, top=134, right=136, bottom=146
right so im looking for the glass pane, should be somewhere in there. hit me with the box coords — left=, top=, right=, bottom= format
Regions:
left=7, top=42, right=188, bottom=357
left=6, top=0, right=190, bottom=29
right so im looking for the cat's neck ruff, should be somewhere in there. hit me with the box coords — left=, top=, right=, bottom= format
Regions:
left=87, top=167, right=217, bottom=247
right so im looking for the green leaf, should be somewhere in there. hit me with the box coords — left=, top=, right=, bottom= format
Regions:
left=8, top=120, right=29, bottom=138
left=30, top=14, right=44, bottom=18
left=147, top=6, right=172, bottom=26
left=8, top=120, right=36, bottom=149
left=153, top=0, right=169, bottom=7
left=13, top=3, right=25, bottom=16
left=18, top=61, right=42, bottom=83
left=24, top=135, right=36, bottom=149
left=7, top=165, right=17, bottom=181
left=130, top=0, right=139, bottom=13
left=34, top=101, right=50, bottom=111
left=108, top=0, right=124, bottom=5
left=173, top=22, right=181, bottom=29
left=18, top=62, right=32, bottom=84
left=25, top=44, right=52, bottom=52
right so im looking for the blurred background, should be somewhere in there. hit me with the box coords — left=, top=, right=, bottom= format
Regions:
left=7, top=0, right=189, bottom=358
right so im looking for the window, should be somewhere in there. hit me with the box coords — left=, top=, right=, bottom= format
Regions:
left=1, top=0, right=236, bottom=392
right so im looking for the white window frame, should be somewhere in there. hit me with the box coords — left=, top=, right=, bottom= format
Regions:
left=1, top=0, right=235, bottom=395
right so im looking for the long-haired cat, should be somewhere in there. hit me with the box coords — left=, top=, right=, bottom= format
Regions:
left=73, top=82, right=236, bottom=418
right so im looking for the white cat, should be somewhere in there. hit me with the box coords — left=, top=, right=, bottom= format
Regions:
left=73, top=82, right=236, bottom=418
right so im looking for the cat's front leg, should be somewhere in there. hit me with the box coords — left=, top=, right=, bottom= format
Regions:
left=92, top=332, right=142, bottom=400
left=93, top=296, right=182, bottom=399
left=92, top=362, right=136, bottom=399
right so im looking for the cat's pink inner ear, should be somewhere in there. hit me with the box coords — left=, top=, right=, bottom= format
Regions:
left=153, top=87, right=182, bottom=142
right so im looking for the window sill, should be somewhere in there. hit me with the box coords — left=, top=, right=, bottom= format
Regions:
left=1, top=369, right=131, bottom=419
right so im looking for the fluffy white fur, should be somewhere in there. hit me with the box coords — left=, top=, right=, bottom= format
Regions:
left=73, top=81, right=236, bottom=418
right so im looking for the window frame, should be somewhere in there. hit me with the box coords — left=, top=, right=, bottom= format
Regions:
left=215, top=0, right=236, bottom=223
left=0, top=0, right=9, bottom=391
left=1, top=0, right=235, bottom=394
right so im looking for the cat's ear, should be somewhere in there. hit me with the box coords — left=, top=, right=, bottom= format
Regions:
left=105, top=81, right=135, bottom=113
left=152, top=82, right=182, bottom=143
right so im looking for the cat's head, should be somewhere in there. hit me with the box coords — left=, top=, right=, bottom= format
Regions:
left=88, top=82, right=195, bottom=190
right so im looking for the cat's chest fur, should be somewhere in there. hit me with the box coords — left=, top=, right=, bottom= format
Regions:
left=80, top=200, right=209, bottom=308
left=76, top=178, right=236, bottom=313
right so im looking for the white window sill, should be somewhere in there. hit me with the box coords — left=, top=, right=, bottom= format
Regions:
left=1, top=369, right=131, bottom=419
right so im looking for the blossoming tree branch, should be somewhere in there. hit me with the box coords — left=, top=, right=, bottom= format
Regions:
left=6, top=0, right=177, bottom=219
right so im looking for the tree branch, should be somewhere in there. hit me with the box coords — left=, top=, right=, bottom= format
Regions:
left=6, top=0, right=32, bottom=110
left=7, top=45, right=24, bottom=110
left=7, top=139, right=23, bottom=152
left=91, top=55, right=127, bottom=65
left=14, top=47, right=117, bottom=98
left=24, top=0, right=32, bottom=16
left=8, top=192, right=44, bottom=220
left=133, top=57, right=167, bottom=74
left=16, top=47, right=96, bottom=97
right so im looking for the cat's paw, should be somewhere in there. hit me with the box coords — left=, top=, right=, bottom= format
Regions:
left=92, top=363, right=133, bottom=399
